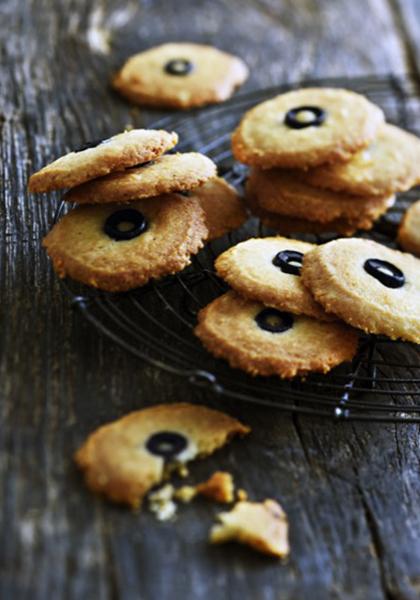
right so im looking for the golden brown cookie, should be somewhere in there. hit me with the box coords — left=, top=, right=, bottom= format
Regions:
left=245, top=179, right=379, bottom=236
left=189, top=177, right=248, bottom=240
left=195, top=291, right=359, bottom=378
left=301, top=238, right=420, bottom=343
left=249, top=168, right=394, bottom=228
left=303, top=124, right=420, bottom=196
left=43, top=194, right=208, bottom=292
left=75, top=403, right=250, bottom=508
left=28, top=129, right=178, bottom=193
left=113, top=43, right=249, bottom=109
left=232, top=88, right=384, bottom=169
left=210, top=499, right=290, bottom=558
left=215, top=237, right=332, bottom=320
left=64, top=153, right=217, bottom=204
left=398, top=200, right=420, bottom=257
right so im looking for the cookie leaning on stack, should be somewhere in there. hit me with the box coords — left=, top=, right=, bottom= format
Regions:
left=29, top=129, right=248, bottom=291
left=232, top=87, right=420, bottom=236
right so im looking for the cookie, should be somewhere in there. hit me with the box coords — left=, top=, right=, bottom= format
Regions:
left=64, top=153, right=217, bottom=205
left=249, top=168, right=394, bottom=228
left=194, top=291, right=359, bottom=378
left=113, top=43, right=249, bottom=109
left=245, top=179, right=379, bottom=236
left=398, top=200, right=420, bottom=257
left=303, top=124, right=420, bottom=196
left=43, top=194, right=208, bottom=292
left=232, top=88, right=384, bottom=169
left=188, top=177, right=248, bottom=240
left=210, top=499, right=290, bottom=558
left=28, top=129, right=178, bottom=193
left=215, top=237, right=332, bottom=321
left=301, top=238, right=420, bottom=343
left=74, top=403, right=250, bottom=508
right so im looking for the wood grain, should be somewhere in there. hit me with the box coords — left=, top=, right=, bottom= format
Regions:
left=1, top=1, right=420, bottom=599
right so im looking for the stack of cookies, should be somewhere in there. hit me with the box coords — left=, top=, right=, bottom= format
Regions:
left=232, top=88, right=420, bottom=235
left=195, top=235, right=420, bottom=379
left=28, top=129, right=247, bottom=291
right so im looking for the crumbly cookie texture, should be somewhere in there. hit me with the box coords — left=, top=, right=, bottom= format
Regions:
left=244, top=180, right=378, bottom=236
left=64, top=153, right=217, bottom=204
left=303, top=124, right=420, bottom=196
left=194, top=291, right=359, bottom=379
left=188, top=177, right=248, bottom=240
left=215, top=237, right=333, bottom=321
left=398, top=200, right=420, bottom=257
left=232, top=88, right=384, bottom=169
left=113, top=43, right=249, bottom=109
left=175, top=471, right=235, bottom=504
left=43, top=194, right=208, bottom=292
left=74, top=403, right=250, bottom=509
left=248, top=168, right=394, bottom=228
left=28, top=129, right=178, bottom=193
left=210, top=499, right=290, bottom=558
left=301, top=238, right=420, bottom=343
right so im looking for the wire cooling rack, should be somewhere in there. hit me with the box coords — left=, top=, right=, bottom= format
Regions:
left=58, top=74, right=420, bottom=422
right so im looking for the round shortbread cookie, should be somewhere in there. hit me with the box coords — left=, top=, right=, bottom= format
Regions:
left=64, top=153, right=217, bottom=204
left=301, top=238, right=420, bottom=343
left=188, top=177, right=248, bottom=240
left=249, top=168, right=394, bottom=228
left=113, top=43, right=249, bottom=109
left=231, top=88, right=384, bottom=168
left=75, top=403, right=249, bottom=508
left=195, top=291, right=359, bottom=378
left=244, top=179, right=383, bottom=236
left=42, top=194, right=208, bottom=292
left=215, top=237, right=332, bottom=320
left=28, top=129, right=178, bottom=193
left=398, top=200, right=420, bottom=257
left=303, top=124, right=420, bottom=196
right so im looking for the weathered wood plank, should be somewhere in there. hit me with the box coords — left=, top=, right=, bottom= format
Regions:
left=1, top=0, right=419, bottom=599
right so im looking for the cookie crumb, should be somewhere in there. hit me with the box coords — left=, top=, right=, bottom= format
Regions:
left=148, top=484, right=177, bottom=521
left=237, top=488, right=248, bottom=501
left=174, top=485, right=197, bottom=503
left=196, top=471, right=234, bottom=503
left=210, top=499, right=290, bottom=558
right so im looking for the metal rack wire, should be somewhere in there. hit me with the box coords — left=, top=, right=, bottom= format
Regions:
left=58, top=74, right=420, bottom=422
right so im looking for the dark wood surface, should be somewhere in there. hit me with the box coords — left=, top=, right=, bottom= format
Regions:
left=1, top=1, right=420, bottom=598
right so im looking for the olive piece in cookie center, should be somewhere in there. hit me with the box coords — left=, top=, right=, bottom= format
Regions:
left=146, top=431, right=188, bottom=459
left=284, top=106, right=326, bottom=129
left=104, top=208, right=148, bottom=241
left=164, top=58, right=194, bottom=76
left=272, top=250, right=304, bottom=276
left=255, top=308, right=294, bottom=333
left=363, top=258, right=405, bottom=289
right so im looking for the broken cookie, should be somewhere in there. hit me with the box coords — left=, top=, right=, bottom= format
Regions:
left=175, top=471, right=235, bottom=504
left=210, top=499, right=290, bottom=558
left=74, top=403, right=249, bottom=509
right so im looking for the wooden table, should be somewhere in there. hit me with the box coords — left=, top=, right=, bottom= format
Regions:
left=2, top=1, right=420, bottom=598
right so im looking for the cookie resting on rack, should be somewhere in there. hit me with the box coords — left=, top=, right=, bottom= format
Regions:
left=194, top=291, right=359, bottom=378
left=210, top=499, right=290, bottom=558
left=303, top=124, right=420, bottom=196
left=75, top=403, right=250, bottom=508
left=301, top=238, right=420, bottom=343
left=248, top=168, right=394, bottom=229
left=28, top=129, right=178, bottom=193
left=113, top=43, right=249, bottom=109
left=42, top=194, right=208, bottom=291
left=64, top=153, right=217, bottom=204
left=244, top=179, right=377, bottom=236
left=398, top=200, right=420, bottom=257
left=231, top=88, right=384, bottom=168
left=215, top=237, right=332, bottom=321
left=188, top=177, right=248, bottom=240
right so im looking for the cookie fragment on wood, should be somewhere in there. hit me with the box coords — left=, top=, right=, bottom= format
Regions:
left=210, top=499, right=290, bottom=558
left=175, top=471, right=235, bottom=504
